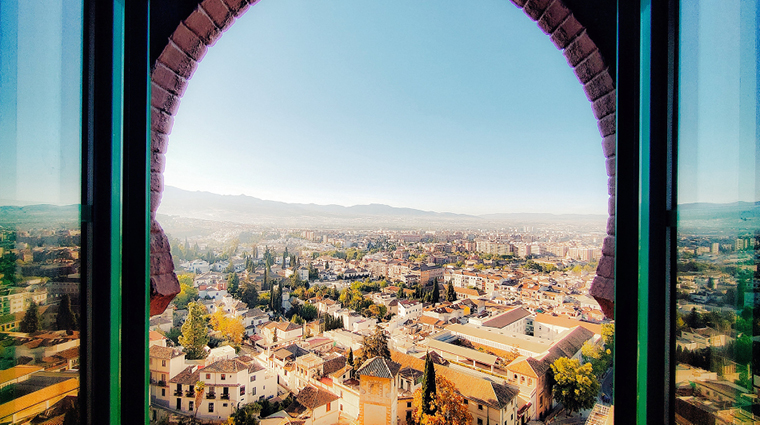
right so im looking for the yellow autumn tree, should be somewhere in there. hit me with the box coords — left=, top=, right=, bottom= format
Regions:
left=412, top=374, right=472, bottom=425
left=209, top=310, right=246, bottom=346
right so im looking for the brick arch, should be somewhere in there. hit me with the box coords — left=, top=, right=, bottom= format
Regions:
left=148, top=0, right=617, bottom=317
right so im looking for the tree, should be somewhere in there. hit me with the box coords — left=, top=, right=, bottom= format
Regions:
left=19, top=301, right=41, bottom=333
left=194, top=381, right=205, bottom=420
left=360, top=326, right=391, bottom=364
left=446, top=282, right=456, bottom=302
left=179, top=302, right=209, bottom=359
left=581, top=341, right=611, bottom=377
left=238, top=282, right=259, bottom=308
left=412, top=373, right=471, bottom=425
left=430, top=281, right=440, bottom=304
left=550, top=357, right=600, bottom=414
left=347, top=347, right=354, bottom=368
left=209, top=310, right=245, bottom=346
left=228, top=402, right=261, bottom=425
left=227, top=273, right=240, bottom=297
left=56, top=294, right=77, bottom=331
left=420, top=352, right=437, bottom=416
left=174, top=278, right=200, bottom=310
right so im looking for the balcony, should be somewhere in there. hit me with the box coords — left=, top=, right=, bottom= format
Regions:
left=221, top=393, right=230, bottom=400
left=206, top=392, right=216, bottom=400
left=173, top=390, right=182, bottom=396
left=185, top=390, right=195, bottom=397
left=157, top=380, right=167, bottom=387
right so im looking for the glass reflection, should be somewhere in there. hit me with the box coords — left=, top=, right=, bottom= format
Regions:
left=675, top=1, right=760, bottom=423
left=0, top=0, right=83, bottom=423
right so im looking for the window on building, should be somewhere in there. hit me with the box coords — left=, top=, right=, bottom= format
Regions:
left=221, top=374, right=226, bottom=380
left=206, top=373, right=211, bottom=379
left=407, top=402, right=412, bottom=408
left=208, top=403, right=214, bottom=413
left=326, top=402, right=331, bottom=412
left=252, top=375, right=256, bottom=381
left=478, top=404, right=483, bottom=410
left=189, top=401, right=194, bottom=411
left=161, top=360, right=166, bottom=367
left=161, top=389, right=165, bottom=397
left=477, top=419, right=483, bottom=425
left=240, top=386, right=245, bottom=396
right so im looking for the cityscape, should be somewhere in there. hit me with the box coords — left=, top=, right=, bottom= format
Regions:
left=0, top=198, right=758, bottom=424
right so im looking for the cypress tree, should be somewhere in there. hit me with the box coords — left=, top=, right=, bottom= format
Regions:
left=421, top=352, right=437, bottom=415
left=56, top=294, right=77, bottom=330
left=446, top=281, right=456, bottom=302
left=431, top=280, right=440, bottom=304
left=20, top=301, right=42, bottom=333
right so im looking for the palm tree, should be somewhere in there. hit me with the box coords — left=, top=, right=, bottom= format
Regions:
left=193, top=381, right=205, bottom=420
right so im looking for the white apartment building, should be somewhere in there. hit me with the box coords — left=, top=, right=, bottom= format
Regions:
left=397, top=300, right=422, bottom=320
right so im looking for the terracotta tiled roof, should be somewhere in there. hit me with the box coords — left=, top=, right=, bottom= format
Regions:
left=542, top=326, right=595, bottom=364
left=506, top=356, right=550, bottom=378
left=534, top=314, right=602, bottom=335
left=169, top=366, right=200, bottom=384
left=482, top=307, right=531, bottom=329
left=356, top=357, right=401, bottom=379
left=390, top=351, right=517, bottom=410
left=293, top=385, right=339, bottom=409
left=149, top=345, right=183, bottom=360
left=202, top=359, right=249, bottom=374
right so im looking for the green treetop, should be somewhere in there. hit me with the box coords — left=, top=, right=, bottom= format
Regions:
left=20, top=301, right=42, bottom=333
left=421, top=352, right=437, bottom=416
left=179, top=302, right=209, bottom=360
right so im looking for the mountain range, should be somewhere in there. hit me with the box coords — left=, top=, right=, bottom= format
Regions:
left=157, top=186, right=607, bottom=229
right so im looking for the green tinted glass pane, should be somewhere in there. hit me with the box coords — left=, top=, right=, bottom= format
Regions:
left=0, top=0, right=83, bottom=422
left=676, top=1, right=760, bottom=422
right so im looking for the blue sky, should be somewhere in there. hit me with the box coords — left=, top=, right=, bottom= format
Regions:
left=164, top=0, right=608, bottom=215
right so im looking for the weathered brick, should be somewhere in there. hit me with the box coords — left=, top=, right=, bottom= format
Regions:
left=150, top=273, right=181, bottom=316
left=156, top=41, right=198, bottom=80
left=597, top=254, right=615, bottom=279
left=222, top=0, right=252, bottom=16
left=171, top=23, right=207, bottom=62
left=602, top=236, right=615, bottom=257
left=184, top=7, right=221, bottom=45
left=151, top=131, right=169, bottom=154
left=608, top=195, right=615, bottom=216
left=550, top=14, right=583, bottom=49
left=606, top=216, right=615, bottom=235
left=151, top=171, right=164, bottom=194
left=151, top=82, right=181, bottom=116
left=509, top=0, right=528, bottom=8
left=151, top=107, right=174, bottom=135
left=537, top=0, right=570, bottom=34
left=608, top=175, right=615, bottom=196
left=590, top=275, right=614, bottom=318
left=523, top=0, right=552, bottom=21
left=564, top=30, right=596, bottom=67
left=201, top=0, right=233, bottom=31
left=598, top=113, right=616, bottom=137
left=150, top=189, right=162, bottom=213
left=592, top=89, right=615, bottom=120
left=151, top=152, right=166, bottom=173
left=151, top=252, right=175, bottom=276
left=584, top=70, right=614, bottom=101
left=573, top=50, right=606, bottom=84
left=605, top=155, right=615, bottom=177
left=601, top=134, right=615, bottom=158
left=151, top=63, right=188, bottom=96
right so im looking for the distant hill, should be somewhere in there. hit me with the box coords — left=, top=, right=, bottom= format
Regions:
left=158, top=186, right=608, bottom=230
left=0, top=204, right=80, bottom=228
left=677, top=201, right=760, bottom=233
